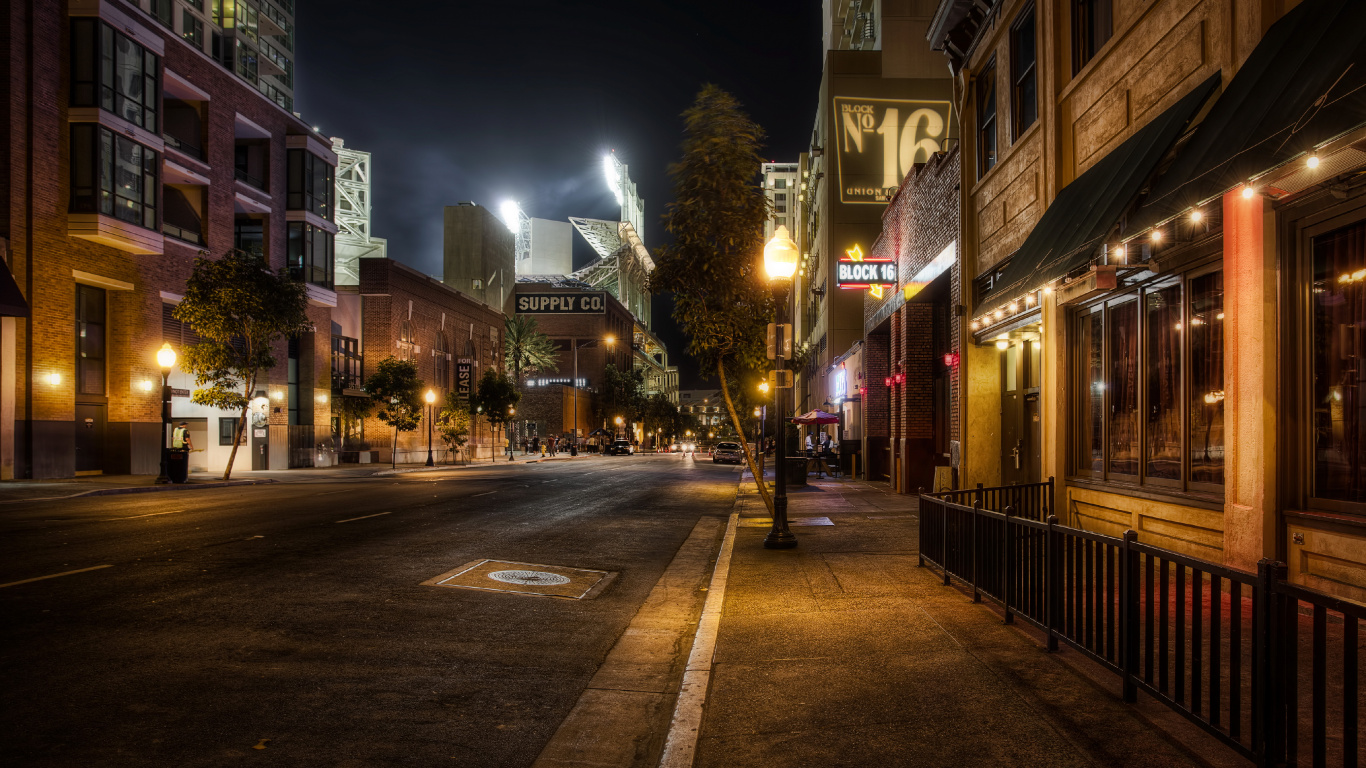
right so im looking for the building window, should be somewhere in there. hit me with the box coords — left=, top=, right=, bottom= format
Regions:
left=286, top=222, right=333, bottom=288
left=75, top=284, right=106, bottom=396
left=150, top=0, right=174, bottom=28
left=182, top=13, right=204, bottom=48
left=433, top=332, right=450, bottom=389
left=1312, top=221, right=1366, bottom=503
left=235, top=217, right=264, bottom=255
left=70, top=19, right=159, bottom=132
left=399, top=320, right=416, bottom=362
left=1071, top=270, right=1223, bottom=490
left=287, top=337, right=300, bottom=426
left=235, top=39, right=257, bottom=84
left=976, top=59, right=997, bottom=178
left=1073, top=0, right=1113, bottom=75
left=70, top=124, right=159, bottom=230
left=287, top=149, right=334, bottom=221
left=1011, top=6, right=1037, bottom=139
left=331, top=335, right=361, bottom=391
left=776, top=179, right=787, bottom=189
left=219, top=417, right=243, bottom=446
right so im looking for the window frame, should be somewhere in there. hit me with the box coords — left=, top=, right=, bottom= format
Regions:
left=286, top=221, right=334, bottom=289
left=286, top=149, right=334, bottom=221
left=219, top=417, right=244, bottom=446
left=70, top=123, right=159, bottom=231
left=1011, top=4, right=1038, bottom=140
left=976, top=57, right=998, bottom=179
left=1072, top=0, right=1114, bottom=76
left=75, top=284, right=107, bottom=397
left=1068, top=260, right=1225, bottom=495
left=69, top=19, right=159, bottom=133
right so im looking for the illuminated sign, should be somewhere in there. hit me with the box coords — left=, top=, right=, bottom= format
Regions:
left=832, top=364, right=847, bottom=402
left=903, top=241, right=957, bottom=301
left=838, top=260, right=897, bottom=286
left=834, top=97, right=953, bottom=204
left=515, top=292, right=607, bottom=314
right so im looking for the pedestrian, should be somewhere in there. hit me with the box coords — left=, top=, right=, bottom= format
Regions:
left=172, top=421, right=193, bottom=451
left=804, top=432, right=814, bottom=457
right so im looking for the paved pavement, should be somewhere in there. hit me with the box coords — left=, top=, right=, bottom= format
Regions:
left=686, top=469, right=1243, bottom=768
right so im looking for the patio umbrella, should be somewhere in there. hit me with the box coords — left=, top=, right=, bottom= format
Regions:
left=790, top=410, right=840, bottom=425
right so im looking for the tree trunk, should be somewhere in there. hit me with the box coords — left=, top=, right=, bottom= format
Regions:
left=717, top=359, right=775, bottom=516
left=392, top=426, right=398, bottom=468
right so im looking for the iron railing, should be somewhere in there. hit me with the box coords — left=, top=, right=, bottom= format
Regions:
left=919, top=484, right=1363, bottom=768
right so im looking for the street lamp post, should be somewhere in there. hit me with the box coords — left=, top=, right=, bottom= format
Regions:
left=507, top=406, right=516, bottom=460
left=572, top=335, right=613, bottom=456
left=763, top=225, right=799, bottom=549
left=424, top=389, right=436, bottom=466
left=155, top=343, right=176, bottom=484
left=476, top=405, right=484, bottom=463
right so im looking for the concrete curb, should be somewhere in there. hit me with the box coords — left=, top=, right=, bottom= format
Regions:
left=658, top=507, right=741, bottom=768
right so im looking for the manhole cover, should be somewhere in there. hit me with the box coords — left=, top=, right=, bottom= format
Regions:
left=488, top=570, right=571, bottom=586
left=422, top=559, right=615, bottom=600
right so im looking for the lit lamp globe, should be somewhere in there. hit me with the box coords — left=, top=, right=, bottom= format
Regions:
left=425, top=389, right=436, bottom=405
left=156, top=342, right=176, bottom=371
left=763, top=225, right=799, bottom=282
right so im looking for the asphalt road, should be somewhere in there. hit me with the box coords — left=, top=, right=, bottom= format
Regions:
left=0, top=453, right=741, bottom=767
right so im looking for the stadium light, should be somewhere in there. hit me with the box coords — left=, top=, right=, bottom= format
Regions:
left=498, top=200, right=521, bottom=234
left=603, top=154, right=623, bottom=206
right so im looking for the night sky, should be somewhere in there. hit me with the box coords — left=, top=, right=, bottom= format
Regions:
left=294, top=0, right=824, bottom=387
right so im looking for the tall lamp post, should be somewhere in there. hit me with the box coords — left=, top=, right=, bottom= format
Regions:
left=154, top=343, right=176, bottom=484
left=507, top=406, right=516, bottom=460
left=476, top=405, right=483, bottom=463
left=572, top=335, right=613, bottom=456
left=424, top=389, right=436, bottom=466
left=763, top=225, right=799, bottom=549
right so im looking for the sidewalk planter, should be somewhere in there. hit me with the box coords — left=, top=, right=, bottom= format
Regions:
left=338, top=451, right=379, bottom=464
left=784, top=457, right=808, bottom=487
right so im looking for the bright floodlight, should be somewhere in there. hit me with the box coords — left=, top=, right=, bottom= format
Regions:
left=156, top=342, right=176, bottom=370
left=764, top=225, right=799, bottom=281
left=603, top=155, right=623, bottom=206
left=498, top=200, right=521, bottom=234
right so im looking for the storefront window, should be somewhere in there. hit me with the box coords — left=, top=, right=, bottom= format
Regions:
left=1145, top=284, right=1182, bottom=481
left=1108, top=301, right=1139, bottom=476
left=1189, top=272, right=1224, bottom=484
left=1071, top=270, right=1222, bottom=491
left=1313, top=221, right=1366, bottom=502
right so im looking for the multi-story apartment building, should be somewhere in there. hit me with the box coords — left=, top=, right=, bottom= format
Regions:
left=761, top=162, right=800, bottom=243
left=932, top=0, right=1366, bottom=599
left=147, top=0, right=297, bottom=113
left=3, top=0, right=337, bottom=477
left=678, top=390, right=727, bottom=434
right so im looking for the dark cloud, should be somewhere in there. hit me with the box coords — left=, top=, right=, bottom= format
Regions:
left=296, top=0, right=822, bottom=385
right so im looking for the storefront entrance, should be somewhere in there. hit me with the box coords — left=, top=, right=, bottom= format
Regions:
left=1000, top=338, right=1041, bottom=485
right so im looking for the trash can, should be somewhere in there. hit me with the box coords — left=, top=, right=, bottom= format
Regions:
left=167, top=449, right=189, bottom=484
left=784, top=457, right=809, bottom=487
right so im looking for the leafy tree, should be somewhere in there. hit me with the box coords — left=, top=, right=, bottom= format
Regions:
left=365, top=356, right=424, bottom=468
left=173, top=249, right=311, bottom=480
left=595, top=363, right=646, bottom=435
left=335, top=394, right=373, bottom=451
left=436, top=392, right=471, bottom=462
left=503, top=315, right=559, bottom=387
left=649, top=84, right=775, bottom=511
left=642, top=393, right=682, bottom=446
left=470, top=368, right=520, bottom=455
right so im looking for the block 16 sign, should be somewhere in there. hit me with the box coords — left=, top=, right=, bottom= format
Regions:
left=836, top=258, right=897, bottom=289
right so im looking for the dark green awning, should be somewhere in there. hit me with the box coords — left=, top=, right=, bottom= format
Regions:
left=982, top=74, right=1220, bottom=313
left=1127, top=0, right=1366, bottom=233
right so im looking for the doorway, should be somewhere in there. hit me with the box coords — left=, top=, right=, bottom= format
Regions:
left=1000, top=339, right=1042, bottom=485
left=74, top=403, right=106, bottom=474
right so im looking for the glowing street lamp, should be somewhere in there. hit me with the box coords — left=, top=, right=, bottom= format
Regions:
left=507, top=406, right=516, bottom=460
left=424, top=389, right=436, bottom=467
left=154, top=343, right=176, bottom=484
left=763, top=227, right=798, bottom=550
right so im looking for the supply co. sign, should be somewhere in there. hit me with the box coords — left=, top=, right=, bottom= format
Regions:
left=834, top=97, right=952, bottom=204
left=515, top=292, right=607, bottom=314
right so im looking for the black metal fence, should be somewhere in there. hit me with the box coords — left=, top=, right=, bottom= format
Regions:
left=919, top=483, right=1363, bottom=768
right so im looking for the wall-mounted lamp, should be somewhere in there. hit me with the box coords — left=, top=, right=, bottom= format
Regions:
left=47, top=373, right=61, bottom=386
left=140, top=379, right=154, bottom=392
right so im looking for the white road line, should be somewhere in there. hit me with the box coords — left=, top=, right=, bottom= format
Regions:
left=659, top=510, right=740, bottom=768
left=335, top=511, right=392, bottom=523
left=313, top=490, right=348, bottom=497
left=0, top=564, right=112, bottom=589
left=471, top=491, right=496, bottom=497
left=108, top=509, right=183, bottom=520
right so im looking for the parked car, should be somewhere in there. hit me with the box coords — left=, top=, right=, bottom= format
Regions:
left=712, top=441, right=743, bottom=464
left=607, top=439, right=634, bottom=455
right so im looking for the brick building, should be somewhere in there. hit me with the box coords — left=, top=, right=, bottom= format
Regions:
left=859, top=147, right=961, bottom=492
left=357, top=258, right=505, bottom=463
left=511, top=281, right=635, bottom=445
left=2, top=0, right=338, bottom=478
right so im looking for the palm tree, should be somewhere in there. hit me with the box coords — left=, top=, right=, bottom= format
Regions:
left=503, top=315, right=559, bottom=387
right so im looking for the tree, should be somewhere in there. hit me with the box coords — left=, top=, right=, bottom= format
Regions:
left=436, top=392, right=471, bottom=462
left=649, top=84, right=776, bottom=512
left=595, top=363, right=646, bottom=435
left=470, top=368, right=520, bottom=454
left=173, top=249, right=311, bottom=480
left=335, top=395, right=373, bottom=451
left=503, top=315, right=559, bottom=387
left=365, top=356, right=424, bottom=468
left=642, top=393, right=682, bottom=446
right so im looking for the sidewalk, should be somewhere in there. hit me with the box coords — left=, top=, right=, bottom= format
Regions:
left=690, top=470, right=1241, bottom=768
left=0, top=451, right=600, bottom=503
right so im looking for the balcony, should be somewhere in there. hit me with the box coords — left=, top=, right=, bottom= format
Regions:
left=163, top=132, right=205, bottom=162
left=234, top=167, right=267, bottom=191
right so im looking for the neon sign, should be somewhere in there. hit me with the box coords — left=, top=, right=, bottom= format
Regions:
left=837, top=244, right=896, bottom=297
